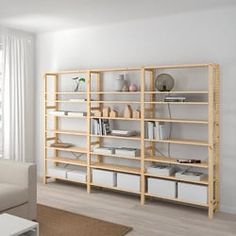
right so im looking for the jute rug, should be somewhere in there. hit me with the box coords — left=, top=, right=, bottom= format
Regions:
left=37, top=204, right=132, bottom=236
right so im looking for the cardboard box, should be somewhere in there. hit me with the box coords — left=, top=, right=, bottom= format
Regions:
left=147, top=178, right=176, bottom=198
left=117, top=173, right=140, bottom=192
left=178, top=182, right=208, bottom=204
left=92, top=169, right=117, bottom=187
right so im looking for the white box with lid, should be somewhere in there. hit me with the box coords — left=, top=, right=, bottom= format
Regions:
left=147, top=178, right=176, bottom=198
left=92, top=169, right=117, bottom=187
left=117, top=173, right=140, bottom=192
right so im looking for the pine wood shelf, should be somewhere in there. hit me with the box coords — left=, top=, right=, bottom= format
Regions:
left=46, top=129, right=87, bottom=136
left=145, top=173, right=208, bottom=185
left=144, top=156, right=208, bottom=168
left=90, top=134, right=141, bottom=141
left=90, top=152, right=141, bottom=161
left=91, top=163, right=140, bottom=175
left=44, top=63, right=220, bottom=218
left=91, top=116, right=141, bottom=121
left=46, top=175, right=87, bottom=185
left=46, top=146, right=87, bottom=153
left=144, top=118, right=208, bottom=124
left=144, top=138, right=208, bottom=146
left=46, top=157, right=87, bottom=166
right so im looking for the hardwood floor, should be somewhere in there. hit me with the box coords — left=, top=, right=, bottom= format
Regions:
left=38, top=181, right=236, bottom=236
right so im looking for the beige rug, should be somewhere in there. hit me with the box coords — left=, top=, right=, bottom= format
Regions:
left=37, top=204, right=132, bottom=236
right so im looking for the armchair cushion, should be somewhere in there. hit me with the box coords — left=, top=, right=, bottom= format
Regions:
left=0, top=183, right=28, bottom=211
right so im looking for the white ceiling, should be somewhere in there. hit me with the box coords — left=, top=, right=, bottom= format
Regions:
left=0, top=0, right=235, bottom=33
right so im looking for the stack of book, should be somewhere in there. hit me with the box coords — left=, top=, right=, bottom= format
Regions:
left=115, top=147, right=140, bottom=157
left=92, top=119, right=111, bottom=135
left=49, top=110, right=87, bottom=117
left=145, top=121, right=170, bottom=140
left=111, top=130, right=137, bottom=137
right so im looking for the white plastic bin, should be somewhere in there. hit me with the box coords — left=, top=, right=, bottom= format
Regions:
left=92, top=169, right=117, bottom=187
left=117, top=173, right=140, bottom=192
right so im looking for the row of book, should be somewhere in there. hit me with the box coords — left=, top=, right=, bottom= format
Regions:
left=92, top=119, right=111, bottom=135
left=145, top=121, right=170, bottom=140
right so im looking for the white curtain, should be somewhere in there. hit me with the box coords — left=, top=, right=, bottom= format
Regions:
left=2, top=28, right=34, bottom=162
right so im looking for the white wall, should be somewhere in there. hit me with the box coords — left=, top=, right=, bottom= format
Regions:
left=36, top=6, right=236, bottom=213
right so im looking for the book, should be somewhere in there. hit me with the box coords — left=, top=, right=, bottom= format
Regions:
left=147, top=121, right=155, bottom=139
left=175, top=170, right=205, bottom=181
left=159, top=122, right=170, bottom=140
left=50, top=143, right=73, bottom=148
left=154, top=122, right=160, bottom=140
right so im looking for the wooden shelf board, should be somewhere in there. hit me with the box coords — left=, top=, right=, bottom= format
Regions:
left=145, top=173, right=208, bottom=185
left=144, top=156, right=208, bottom=168
left=46, top=129, right=86, bottom=136
left=90, top=91, right=141, bottom=95
left=45, top=92, right=86, bottom=95
left=144, top=138, right=208, bottom=146
left=144, top=101, right=208, bottom=105
left=46, top=146, right=87, bottom=153
left=90, top=101, right=141, bottom=104
left=145, top=193, right=208, bottom=207
left=46, top=100, right=86, bottom=103
left=46, top=115, right=86, bottom=119
left=91, top=116, right=140, bottom=121
left=144, top=118, right=208, bottom=124
left=91, top=183, right=140, bottom=195
left=90, top=67, right=140, bottom=72
left=46, top=175, right=87, bottom=185
left=46, top=70, right=87, bottom=75
left=144, top=63, right=211, bottom=69
left=46, top=157, right=87, bottom=166
left=90, top=152, right=141, bottom=161
left=90, top=134, right=141, bottom=141
left=144, top=91, right=208, bottom=94
left=91, top=162, right=140, bottom=174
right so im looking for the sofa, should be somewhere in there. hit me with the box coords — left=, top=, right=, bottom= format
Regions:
left=0, top=159, right=37, bottom=220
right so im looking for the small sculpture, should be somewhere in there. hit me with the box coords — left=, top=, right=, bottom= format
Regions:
left=110, top=110, right=118, bottom=118
left=124, top=105, right=132, bottom=118
left=73, top=77, right=86, bottom=92
left=94, top=110, right=102, bottom=117
left=129, top=83, right=138, bottom=92
left=102, top=107, right=111, bottom=117
left=115, top=74, right=125, bottom=92
left=133, top=109, right=141, bottom=119
left=122, top=80, right=129, bottom=92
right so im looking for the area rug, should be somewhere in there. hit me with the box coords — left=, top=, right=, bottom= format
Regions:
left=37, top=204, right=132, bottom=236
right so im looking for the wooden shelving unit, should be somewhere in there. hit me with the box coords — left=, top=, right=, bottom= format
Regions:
left=44, top=63, right=220, bottom=218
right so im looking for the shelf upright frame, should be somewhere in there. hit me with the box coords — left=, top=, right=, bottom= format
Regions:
left=208, top=64, right=215, bottom=219
left=86, top=70, right=92, bottom=193
left=140, top=68, right=146, bottom=204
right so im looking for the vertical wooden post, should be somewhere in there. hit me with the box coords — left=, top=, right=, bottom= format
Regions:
left=96, top=72, right=103, bottom=163
left=140, top=68, right=145, bottom=204
left=44, top=74, right=48, bottom=184
left=54, top=74, right=59, bottom=161
left=215, top=64, right=220, bottom=211
left=87, top=71, right=91, bottom=193
left=208, top=64, right=214, bottom=219
left=150, top=70, right=155, bottom=156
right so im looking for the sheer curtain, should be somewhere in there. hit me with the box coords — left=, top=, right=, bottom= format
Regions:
left=2, top=28, right=34, bottom=162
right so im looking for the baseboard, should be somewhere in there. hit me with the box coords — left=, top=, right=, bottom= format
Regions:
left=220, top=205, right=236, bottom=214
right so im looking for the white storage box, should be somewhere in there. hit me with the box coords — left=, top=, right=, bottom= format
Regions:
left=147, top=165, right=175, bottom=177
left=47, top=167, right=67, bottom=178
left=117, top=173, right=140, bottom=192
left=67, top=169, right=87, bottom=183
left=147, top=178, right=176, bottom=198
left=92, top=169, right=117, bottom=187
left=178, top=183, right=208, bottom=204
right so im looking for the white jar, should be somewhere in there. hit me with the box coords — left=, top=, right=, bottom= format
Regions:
left=115, top=74, right=125, bottom=91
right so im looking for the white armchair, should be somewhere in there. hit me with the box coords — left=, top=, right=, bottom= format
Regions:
left=0, top=159, right=37, bottom=220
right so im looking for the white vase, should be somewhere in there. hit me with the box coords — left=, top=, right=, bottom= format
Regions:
left=115, top=74, right=125, bottom=91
